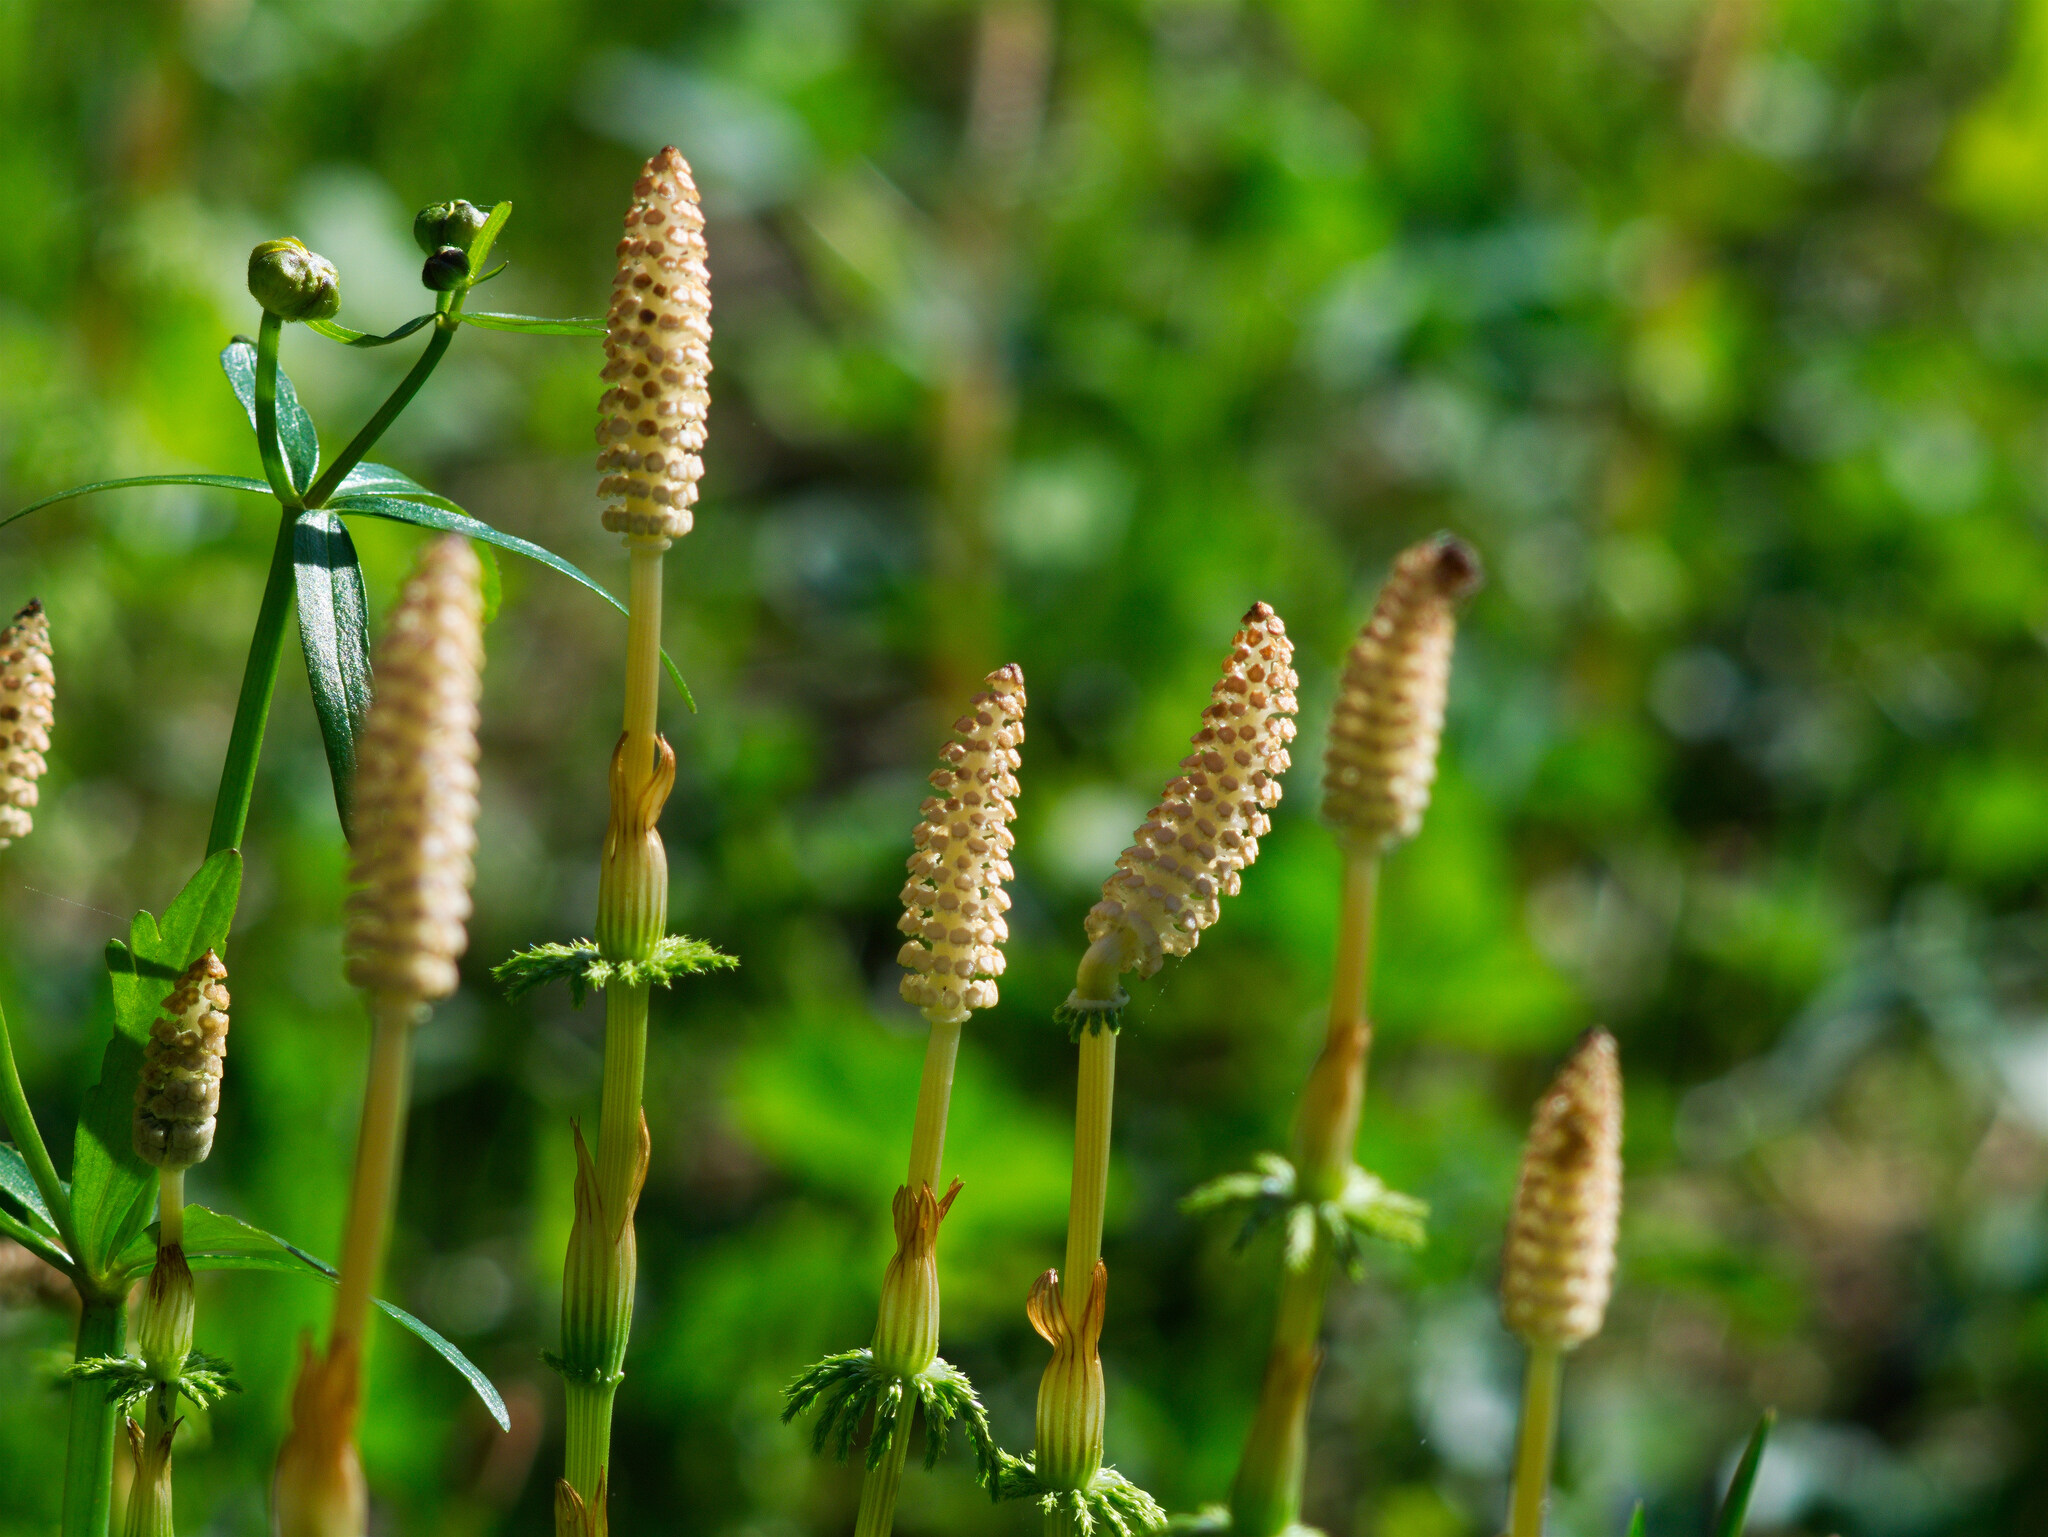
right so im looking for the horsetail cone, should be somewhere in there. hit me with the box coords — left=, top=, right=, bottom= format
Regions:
left=898, top=665, right=1026, bottom=1023
left=133, top=951, right=230, bottom=1172
left=597, top=146, right=712, bottom=542
left=1084, top=603, right=1298, bottom=979
left=1323, top=535, right=1482, bottom=853
left=1502, top=1030, right=1623, bottom=1352
left=343, top=536, right=485, bottom=1003
left=0, top=598, right=53, bottom=849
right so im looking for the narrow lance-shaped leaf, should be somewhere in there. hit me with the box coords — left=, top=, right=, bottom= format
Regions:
left=220, top=336, right=321, bottom=495
left=334, top=462, right=462, bottom=511
left=1711, top=1411, right=1776, bottom=1537
left=327, top=491, right=696, bottom=711
left=457, top=312, right=604, bottom=336
left=0, top=1143, right=60, bottom=1235
left=294, top=510, right=374, bottom=838
left=304, top=314, right=437, bottom=349
left=70, top=850, right=242, bottom=1280
left=110, top=1204, right=511, bottom=1430
left=2, top=475, right=273, bottom=535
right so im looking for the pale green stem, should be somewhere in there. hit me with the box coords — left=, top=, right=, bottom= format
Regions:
left=853, top=1428, right=913, bottom=1537
left=1062, top=1026, right=1115, bottom=1335
left=331, top=996, right=416, bottom=1352
left=1507, top=1345, right=1563, bottom=1537
left=157, top=1170, right=183, bottom=1249
left=60, top=1298, right=127, bottom=1537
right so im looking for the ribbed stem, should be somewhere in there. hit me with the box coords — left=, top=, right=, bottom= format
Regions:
left=596, top=982, right=650, bottom=1239
left=907, top=1018, right=962, bottom=1194
left=854, top=1426, right=913, bottom=1537
left=1326, top=853, right=1378, bottom=1047
left=157, top=1170, right=184, bottom=1249
left=621, top=542, right=665, bottom=775
left=563, top=1380, right=617, bottom=1506
left=1507, top=1346, right=1563, bottom=1537
left=1063, top=1027, right=1115, bottom=1335
left=60, top=1297, right=127, bottom=1537
left=331, top=997, right=415, bottom=1351
left=121, top=1390, right=175, bottom=1537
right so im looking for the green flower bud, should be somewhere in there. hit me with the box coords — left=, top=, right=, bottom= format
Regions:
left=421, top=246, right=471, bottom=292
left=247, top=238, right=341, bottom=323
left=413, top=199, right=490, bottom=257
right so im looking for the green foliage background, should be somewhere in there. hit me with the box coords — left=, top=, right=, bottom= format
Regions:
left=3, top=0, right=2048, bottom=1533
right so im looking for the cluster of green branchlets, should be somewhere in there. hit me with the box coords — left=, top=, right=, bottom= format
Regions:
left=1054, top=992, right=1129, bottom=1042
left=493, top=933, right=736, bottom=1005
left=1183, top=1154, right=1426, bottom=1276
left=781, top=1349, right=1000, bottom=1477
left=65, top=1351, right=241, bottom=1416
left=993, top=1455, right=1168, bottom=1537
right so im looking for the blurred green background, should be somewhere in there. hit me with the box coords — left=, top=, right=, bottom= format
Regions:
left=3, top=0, right=2047, bottom=1532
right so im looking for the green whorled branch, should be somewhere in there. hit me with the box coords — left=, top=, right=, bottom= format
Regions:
left=781, top=1349, right=998, bottom=1476
left=993, top=1456, right=1166, bottom=1537
left=493, top=933, right=735, bottom=1005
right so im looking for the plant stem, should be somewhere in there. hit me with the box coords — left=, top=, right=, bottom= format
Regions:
left=853, top=1429, right=913, bottom=1537
left=158, top=1169, right=183, bottom=1249
left=0, top=993, right=77, bottom=1256
left=302, top=311, right=460, bottom=510
left=1062, top=1025, right=1116, bottom=1334
left=60, top=1295, right=127, bottom=1537
left=205, top=502, right=300, bottom=856
left=1229, top=850, right=1381, bottom=1536
left=331, top=996, right=415, bottom=1352
left=906, top=1017, right=962, bottom=1195
left=1507, top=1345, right=1563, bottom=1537
left=253, top=312, right=297, bottom=507
left=563, top=1381, right=616, bottom=1510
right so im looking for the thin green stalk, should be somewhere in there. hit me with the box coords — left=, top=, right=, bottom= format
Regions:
left=0, top=993, right=76, bottom=1257
left=302, top=312, right=457, bottom=509
left=60, top=1296, right=127, bottom=1537
left=854, top=1429, right=913, bottom=1537
left=205, top=504, right=298, bottom=856
left=1507, top=1345, right=1563, bottom=1537
left=1062, top=1024, right=1116, bottom=1331
left=252, top=312, right=296, bottom=507
left=331, top=997, right=415, bottom=1352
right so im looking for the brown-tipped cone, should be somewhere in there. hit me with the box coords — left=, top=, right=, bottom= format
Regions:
left=898, top=665, right=1026, bottom=1023
left=597, top=147, right=713, bottom=541
left=272, top=1334, right=367, bottom=1537
left=0, top=598, right=52, bottom=849
left=872, top=1178, right=962, bottom=1376
left=1086, top=603, right=1298, bottom=978
left=1322, top=534, right=1481, bottom=853
left=1501, top=1030, right=1623, bottom=1351
left=1029, top=1260, right=1108, bottom=1491
left=344, top=536, right=485, bottom=1003
left=133, top=950, right=230, bottom=1172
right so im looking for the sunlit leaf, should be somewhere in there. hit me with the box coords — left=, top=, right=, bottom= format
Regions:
left=304, top=314, right=437, bottom=348
left=1, top=474, right=272, bottom=534
left=294, top=510, right=373, bottom=838
left=0, top=1143, right=60, bottom=1236
left=333, top=462, right=462, bottom=511
left=220, top=337, right=320, bottom=494
left=458, top=312, right=604, bottom=336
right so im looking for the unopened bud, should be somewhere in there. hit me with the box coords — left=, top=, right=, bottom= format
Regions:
left=412, top=199, right=490, bottom=257
left=0, top=599, right=52, bottom=849
left=133, top=950, right=230, bottom=1171
left=421, top=245, right=470, bottom=292
left=1029, top=1261, right=1108, bottom=1490
left=344, top=537, right=484, bottom=1004
left=247, top=238, right=341, bottom=323
left=1501, top=1030, right=1623, bottom=1352
left=137, top=1243, right=196, bottom=1381
left=898, top=666, right=1025, bottom=1024
left=1323, top=535, right=1481, bottom=853
left=596, top=146, right=713, bottom=542
left=272, top=1335, right=366, bottom=1537
left=123, top=1414, right=177, bottom=1537
left=872, top=1179, right=961, bottom=1376
left=559, top=1115, right=649, bottom=1386
left=1084, top=603, right=1298, bottom=978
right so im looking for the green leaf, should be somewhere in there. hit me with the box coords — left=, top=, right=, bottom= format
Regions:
left=304, top=314, right=436, bottom=349
left=333, top=462, right=462, bottom=512
left=327, top=492, right=696, bottom=711
left=294, top=510, right=373, bottom=839
left=114, top=1205, right=510, bottom=1430
left=0, top=1204, right=69, bottom=1273
left=2, top=474, right=273, bottom=534
left=0, top=1142, right=60, bottom=1235
left=464, top=201, right=513, bottom=275
left=221, top=337, right=320, bottom=495
left=495, top=934, right=737, bottom=1005
left=69, top=851, right=242, bottom=1281
left=457, top=312, right=604, bottom=336
left=1711, top=1410, right=1775, bottom=1537
left=1626, top=1502, right=1646, bottom=1537
left=477, top=541, right=503, bottom=625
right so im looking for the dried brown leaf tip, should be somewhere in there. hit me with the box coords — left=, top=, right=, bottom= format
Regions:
left=1086, top=603, right=1298, bottom=978
left=345, top=536, right=485, bottom=1003
left=898, top=665, right=1026, bottom=1024
left=133, top=950, right=230, bottom=1172
left=1322, top=535, right=1481, bottom=854
left=597, top=146, right=712, bottom=542
left=1501, top=1029, right=1623, bottom=1352
left=0, top=598, right=52, bottom=849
